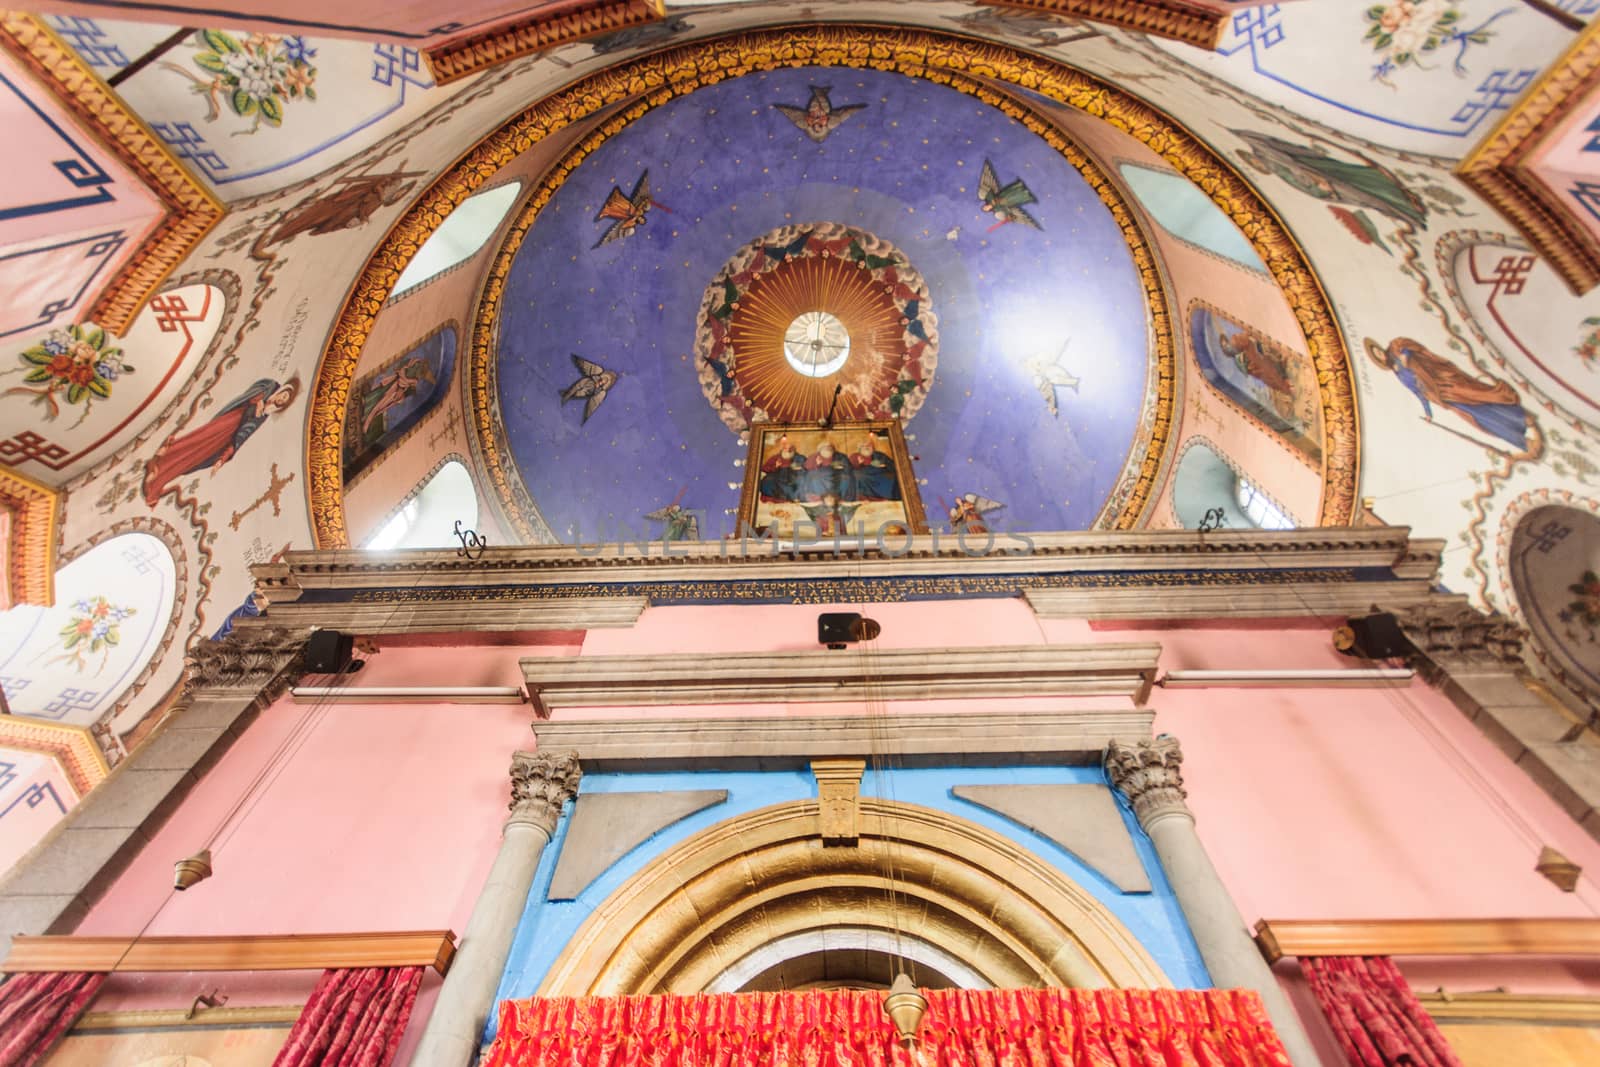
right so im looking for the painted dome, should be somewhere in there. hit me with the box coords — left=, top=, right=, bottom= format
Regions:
left=477, top=65, right=1164, bottom=542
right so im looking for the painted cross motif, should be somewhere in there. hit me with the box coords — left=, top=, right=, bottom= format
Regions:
left=426, top=406, right=462, bottom=450
left=228, top=461, right=296, bottom=530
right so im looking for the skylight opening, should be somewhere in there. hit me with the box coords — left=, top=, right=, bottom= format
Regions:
left=391, top=182, right=523, bottom=299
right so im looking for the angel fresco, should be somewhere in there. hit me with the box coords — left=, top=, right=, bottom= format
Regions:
left=1364, top=336, right=1535, bottom=455
left=592, top=171, right=667, bottom=248
left=978, top=160, right=1041, bottom=231
left=559, top=355, right=619, bottom=424
left=772, top=86, right=865, bottom=143
left=143, top=377, right=300, bottom=506
left=1233, top=130, right=1427, bottom=229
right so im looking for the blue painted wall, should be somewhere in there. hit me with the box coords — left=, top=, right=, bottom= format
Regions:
left=486, top=764, right=1209, bottom=1042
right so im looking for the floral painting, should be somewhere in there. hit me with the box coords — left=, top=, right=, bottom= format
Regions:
left=53, top=596, right=136, bottom=672
left=1363, top=2, right=1506, bottom=84
left=1575, top=317, right=1600, bottom=369
left=165, top=30, right=318, bottom=132
left=4, top=324, right=133, bottom=425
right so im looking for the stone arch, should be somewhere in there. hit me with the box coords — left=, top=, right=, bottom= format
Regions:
left=306, top=23, right=1358, bottom=548
left=538, top=798, right=1171, bottom=997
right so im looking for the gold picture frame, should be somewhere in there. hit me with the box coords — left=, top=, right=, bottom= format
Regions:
left=737, top=420, right=928, bottom=538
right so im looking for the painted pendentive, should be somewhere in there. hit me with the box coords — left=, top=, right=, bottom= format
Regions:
left=0, top=282, right=228, bottom=485
left=486, top=66, right=1155, bottom=542
left=51, top=17, right=443, bottom=200
left=0, top=531, right=175, bottom=727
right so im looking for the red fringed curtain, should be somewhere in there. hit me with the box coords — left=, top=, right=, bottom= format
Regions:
left=272, top=966, right=423, bottom=1067
left=482, top=986, right=1293, bottom=1067
left=1301, top=957, right=1462, bottom=1067
left=0, top=971, right=106, bottom=1067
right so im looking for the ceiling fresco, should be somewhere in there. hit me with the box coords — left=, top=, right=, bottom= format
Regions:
left=482, top=65, right=1159, bottom=542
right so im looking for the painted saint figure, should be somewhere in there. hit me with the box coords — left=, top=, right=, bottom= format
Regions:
left=804, top=440, right=854, bottom=501
left=1234, top=130, right=1427, bottom=229
left=262, top=168, right=425, bottom=247
left=360, top=357, right=436, bottom=441
left=759, top=436, right=808, bottom=501
left=143, top=377, right=301, bottom=506
left=1218, top=329, right=1295, bottom=418
left=850, top=433, right=899, bottom=501
left=1364, top=337, right=1531, bottom=453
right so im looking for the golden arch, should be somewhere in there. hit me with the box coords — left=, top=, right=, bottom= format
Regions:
left=536, top=798, right=1172, bottom=996
left=306, top=23, right=1359, bottom=546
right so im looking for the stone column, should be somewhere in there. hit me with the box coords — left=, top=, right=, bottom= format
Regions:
left=1105, top=737, right=1319, bottom=1067
left=413, top=750, right=581, bottom=1067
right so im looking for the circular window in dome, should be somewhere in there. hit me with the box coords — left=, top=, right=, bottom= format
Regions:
left=783, top=311, right=851, bottom=377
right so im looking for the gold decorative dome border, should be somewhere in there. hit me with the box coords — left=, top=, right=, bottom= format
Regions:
left=306, top=23, right=1358, bottom=547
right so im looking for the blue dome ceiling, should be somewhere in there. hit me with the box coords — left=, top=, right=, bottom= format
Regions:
left=484, top=65, right=1160, bottom=540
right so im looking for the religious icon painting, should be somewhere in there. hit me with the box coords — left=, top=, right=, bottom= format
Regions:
left=1188, top=303, right=1322, bottom=466
left=342, top=326, right=457, bottom=482
left=738, top=420, right=928, bottom=539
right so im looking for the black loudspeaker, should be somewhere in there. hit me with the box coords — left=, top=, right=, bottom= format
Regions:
left=1334, top=612, right=1410, bottom=659
left=304, top=629, right=354, bottom=674
left=818, top=613, right=881, bottom=649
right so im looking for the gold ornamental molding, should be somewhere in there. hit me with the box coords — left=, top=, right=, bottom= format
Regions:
left=425, top=0, right=666, bottom=85
left=1457, top=20, right=1600, bottom=295
left=538, top=798, right=1171, bottom=995
left=0, top=715, right=109, bottom=796
left=983, top=0, right=1230, bottom=50
left=1254, top=917, right=1600, bottom=964
left=0, top=14, right=224, bottom=335
left=0, top=462, right=58, bottom=609
left=305, top=24, right=1358, bottom=549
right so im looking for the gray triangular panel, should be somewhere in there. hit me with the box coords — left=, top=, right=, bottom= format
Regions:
left=547, top=789, right=728, bottom=900
left=952, top=784, right=1151, bottom=893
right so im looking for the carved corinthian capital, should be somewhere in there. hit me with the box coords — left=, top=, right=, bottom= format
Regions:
left=183, top=626, right=308, bottom=696
left=508, top=750, right=582, bottom=833
left=1105, top=736, right=1190, bottom=827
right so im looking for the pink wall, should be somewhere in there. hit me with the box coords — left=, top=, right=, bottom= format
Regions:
left=78, top=694, right=536, bottom=1059
left=72, top=597, right=1600, bottom=1059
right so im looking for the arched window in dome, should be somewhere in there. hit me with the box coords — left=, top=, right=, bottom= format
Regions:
left=1118, top=164, right=1267, bottom=274
left=342, top=325, right=457, bottom=482
left=391, top=182, right=523, bottom=299
left=0, top=532, right=176, bottom=726
left=364, top=459, right=478, bottom=550
left=1172, top=440, right=1296, bottom=531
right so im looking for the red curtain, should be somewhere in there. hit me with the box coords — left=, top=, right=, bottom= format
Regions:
left=0, top=971, right=106, bottom=1067
left=1300, top=957, right=1462, bottom=1067
left=273, top=966, right=423, bottom=1067
left=481, top=986, right=1294, bottom=1067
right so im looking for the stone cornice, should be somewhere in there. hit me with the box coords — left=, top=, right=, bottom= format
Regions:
left=521, top=642, right=1162, bottom=717
left=533, top=709, right=1155, bottom=771
left=254, top=527, right=1430, bottom=597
